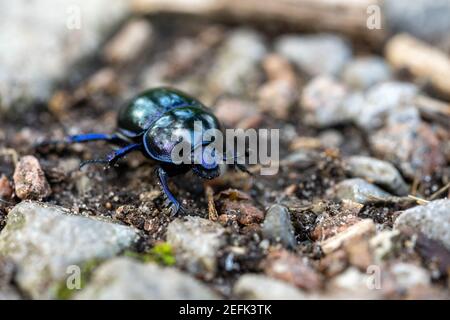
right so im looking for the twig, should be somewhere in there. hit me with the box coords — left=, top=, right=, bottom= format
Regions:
left=407, top=195, right=429, bottom=205
left=428, top=182, right=450, bottom=201
left=205, top=184, right=218, bottom=221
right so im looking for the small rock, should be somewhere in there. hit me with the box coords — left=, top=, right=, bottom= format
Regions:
left=217, top=189, right=264, bottom=226
left=103, top=18, right=153, bottom=64
left=369, top=230, right=401, bottom=263
left=300, top=76, right=353, bottom=127
left=356, top=82, right=418, bottom=131
left=0, top=174, right=13, bottom=199
left=13, top=155, right=51, bottom=200
left=384, top=0, right=450, bottom=45
left=214, top=98, right=260, bottom=128
left=390, top=262, right=430, bottom=290
left=394, top=199, right=450, bottom=251
left=312, top=213, right=361, bottom=242
left=275, top=33, right=352, bottom=76
left=262, top=205, right=296, bottom=249
left=75, top=257, right=219, bottom=300
left=233, top=274, right=307, bottom=300
left=257, top=54, right=298, bottom=120
left=166, top=216, right=225, bottom=279
left=262, top=250, right=322, bottom=291
left=330, top=178, right=393, bottom=205
left=329, top=267, right=381, bottom=299
left=341, top=56, right=392, bottom=90
left=0, top=201, right=138, bottom=298
left=370, top=112, right=445, bottom=178
left=345, top=156, right=409, bottom=196
left=208, top=29, right=267, bottom=96
left=345, top=239, right=373, bottom=270
left=321, top=219, right=376, bottom=254
left=318, top=130, right=344, bottom=149
left=0, top=0, right=129, bottom=112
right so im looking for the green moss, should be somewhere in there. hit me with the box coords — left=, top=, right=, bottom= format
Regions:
left=54, top=258, right=103, bottom=300
left=124, top=242, right=176, bottom=266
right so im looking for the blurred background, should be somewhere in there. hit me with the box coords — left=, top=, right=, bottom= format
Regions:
left=0, top=0, right=450, bottom=300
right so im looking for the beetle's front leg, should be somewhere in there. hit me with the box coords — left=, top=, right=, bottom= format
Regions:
left=156, top=167, right=185, bottom=216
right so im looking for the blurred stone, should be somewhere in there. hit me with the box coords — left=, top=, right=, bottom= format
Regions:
left=369, top=230, right=400, bottom=263
left=330, top=178, right=393, bottom=205
left=262, top=204, right=296, bottom=249
left=275, top=33, right=352, bottom=76
left=258, top=54, right=298, bottom=120
left=208, top=29, right=267, bottom=96
left=356, top=82, right=418, bottom=131
left=0, top=201, right=138, bottom=299
left=103, top=18, right=153, bottom=64
left=217, top=190, right=264, bottom=226
left=329, top=267, right=381, bottom=299
left=370, top=110, right=445, bottom=178
left=0, top=175, right=13, bottom=199
left=390, top=262, right=430, bottom=290
left=394, top=199, right=450, bottom=250
left=76, top=257, right=219, bottom=300
left=13, top=156, right=51, bottom=200
left=300, top=76, right=353, bottom=127
left=262, top=249, right=322, bottom=291
left=345, top=156, right=409, bottom=196
left=341, top=56, right=392, bottom=90
left=318, top=130, right=344, bottom=149
left=166, top=216, right=225, bottom=279
left=320, top=219, right=375, bottom=254
left=0, top=0, right=129, bottom=112
left=233, top=274, right=307, bottom=300
left=312, top=212, right=361, bottom=242
left=318, top=249, right=348, bottom=277
left=345, top=239, right=373, bottom=270
left=214, top=98, right=260, bottom=128
left=384, top=0, right=450, bottom=46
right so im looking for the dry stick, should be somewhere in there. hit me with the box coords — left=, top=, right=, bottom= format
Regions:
left=205, top=184, right=218, bottom=221
left=131, top=0, right=386, bottom=45
left=385, top=34, right=450, bottom=100
left=407, top=195, right=429, bottom=205
left=428, top=182, right=450, bottom=201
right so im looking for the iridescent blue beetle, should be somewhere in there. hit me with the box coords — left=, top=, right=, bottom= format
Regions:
left=54, top=87, right=249, bottom=214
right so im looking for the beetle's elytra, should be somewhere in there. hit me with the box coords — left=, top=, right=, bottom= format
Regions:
left=48, top=87, right=249, bottom=214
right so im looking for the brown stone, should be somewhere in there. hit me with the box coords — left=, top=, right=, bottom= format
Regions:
left=13, top=156, right=51, bottom=200
left=262, top=249, right=322, bottom=291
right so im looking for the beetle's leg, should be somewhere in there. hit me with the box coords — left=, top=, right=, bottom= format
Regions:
left=35, top=133, right=124, bottom=147
left=80, top=143, right=141, bottom=168
left=67, top=133, right=123, bottom=144
left=156, top=167, right=184, bottom=216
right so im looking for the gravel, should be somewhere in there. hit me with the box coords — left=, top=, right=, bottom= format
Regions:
left=345, top=156, right=409, bottom=195
left=262, top=205, right=296, bottom=249
left=0, top=201, right=139, bottom=299
left=166, top=216, right=226, bottom=279
left=75, top=257, right=219, bottom=300
left=233, top=274, right=307, bottom=300
left=394, top=199, right=450, bottom=250
left=275, top=33, right=352, bottom=76
left=330, top=178, right=393, bottom=204
left=13, top=156, right=51, bottom=200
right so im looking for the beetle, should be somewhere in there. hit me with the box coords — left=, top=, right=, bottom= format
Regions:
left=47, top=87, right=250, bottom=214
